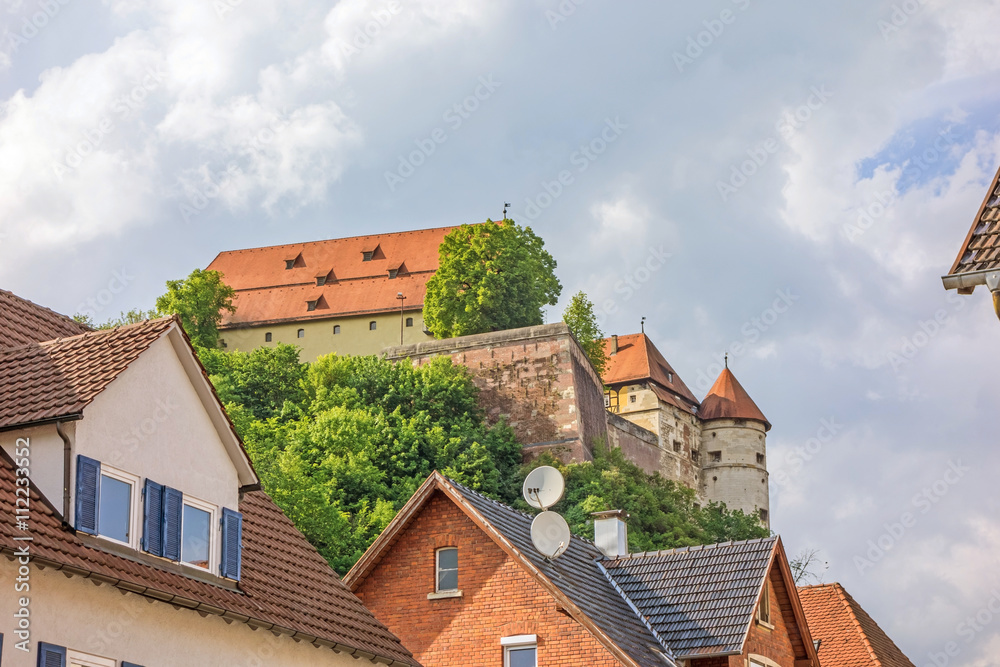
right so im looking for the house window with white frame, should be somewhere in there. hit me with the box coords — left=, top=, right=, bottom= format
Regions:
left=181, top=495, right=216, bottom=571
left=68, top=649, right=117, bottom=667
left=501, top=635, right=537, bottom=667
left=436, top=547, right=458, bottom=592
left=96, top=465, right=140, bottom=548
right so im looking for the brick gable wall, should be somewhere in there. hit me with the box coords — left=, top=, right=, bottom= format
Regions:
left=742, top=566, right=799, bottom=667
left=353, top=491, right=625, bottom=667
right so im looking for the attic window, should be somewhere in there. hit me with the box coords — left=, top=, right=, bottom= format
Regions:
left=307, top=300, right=318, bottom=312
left=285, top=259, right=295, bottom=270
left=436, top=547, right=459, bottom=592
left=756, top=580, right=772, bottom=625
left=363, top=251, right=374, bottom=262
left=388, top=268, right=398, bottom=279
left=317, top=276, right=327, bottom=286
left=710, top=451, right=722, bottom=463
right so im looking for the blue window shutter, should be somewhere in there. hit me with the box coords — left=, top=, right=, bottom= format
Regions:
left=74, top=455, right=100, bottom=535
left=141, top=479, right=164, bottom=557
left=161, top=486, right=183, bottom=561
left=220, top=508, right=243, bottom=580
left=122, top=663, right=145, bottom=667
left=37, top=642, right=66, bottom=667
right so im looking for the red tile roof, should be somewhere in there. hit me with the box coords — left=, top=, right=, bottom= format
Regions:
left=0, top=447, right=416, bottom=664
left=699, top=367, right=770, bottom=430
left=601, top=333, right=699, bottom=410
left=947, top=163, right=1000, bottom=281
left=0, top=318, right=175, bottom=429
left=0, top=289, right=89, bottom=349
left=206, top=226, right=461, bottom=327
left=798, top=583, right=914, bottom=667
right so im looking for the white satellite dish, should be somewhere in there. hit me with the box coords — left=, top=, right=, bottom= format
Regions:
left=522, top=466, right=565, bottom=510
left=530, top=511, right=571, bottom=559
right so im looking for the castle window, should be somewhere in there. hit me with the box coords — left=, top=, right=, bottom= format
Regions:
left=673, top=441, right=682, bottom=453
left=369, top=321, right=377, bottom=331
left=759, top=509, right=769, bottom=524
left=756, top=579, right=772, bottom=624
left=307, top=300, right=318, bottom=312
left=265, top=332, right=272, bottom=342
left=436, top=547, right=458, bottom=592
left=388, top=269, right=398, bottom=279
left=317, top=276, right=327, bottom=286
left=297, top=329, right=305, bottom=338
left=757, top=453, right=765, bottom=465
left=285, top=259, right=295, bottom=270
left=363, top=251, right=373, bottom=262
left=406, top=317, right=414, bottom=327
left=710, top=451, right=722, bottom=463
left=629, top=394, right=636, bottom=404
left=333, top=325, right=341, bottom=335
left=691, top=449, right=700, bottom=463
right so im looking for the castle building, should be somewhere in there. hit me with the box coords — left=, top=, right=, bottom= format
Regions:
left=206, top=226, right=459, bottom=360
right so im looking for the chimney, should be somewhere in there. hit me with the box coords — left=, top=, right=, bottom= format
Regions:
left=592, top=510, right=629, bottom=559
left=610, top=334, right=618, bottom=355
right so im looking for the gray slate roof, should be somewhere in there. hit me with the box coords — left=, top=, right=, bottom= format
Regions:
left=450, top=481, right=675, bottom=667
left=602, top=537, right=776, bottom=657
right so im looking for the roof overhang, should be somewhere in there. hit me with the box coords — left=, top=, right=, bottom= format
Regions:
left=941, top=268, right=1000, bottom=293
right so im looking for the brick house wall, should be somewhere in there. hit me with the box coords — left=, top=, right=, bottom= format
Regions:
left=741, top=565, right=799, bottom=667
left=352, top=491, right=625, bottom=667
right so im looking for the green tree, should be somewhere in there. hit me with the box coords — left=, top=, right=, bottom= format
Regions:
left=521, top=444, right=768, bottom=552
left=72, top=308, right=157, bottom=330
left=563, top=291, right=607, bottom=378
left=155, top=269, right=236, bottom=349
left=199, top=344, right=307, bottom=421
left=423, top=219, right=562, bottom=338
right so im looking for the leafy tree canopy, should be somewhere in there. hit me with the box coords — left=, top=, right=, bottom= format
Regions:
left=72, top=308, right=158, bottom=330
left=423, top=219, right=562, bottom=338
left=563, top=291, right=607, bottom=378
left=155, top=269, right=236, bottom=349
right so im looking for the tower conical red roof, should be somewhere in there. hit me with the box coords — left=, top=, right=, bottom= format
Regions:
left=699, top=368, right=770, bottom=431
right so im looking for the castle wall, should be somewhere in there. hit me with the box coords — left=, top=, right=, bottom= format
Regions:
left=700, top=418, right=769, bottom=523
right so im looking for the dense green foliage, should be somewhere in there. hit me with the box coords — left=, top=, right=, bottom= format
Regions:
left=155, top=269, right=236, bottom=348
left=212, top=349, right=521, bottom=573
left=203, top=345, right=766, bottom=574
left=522, top=446, right=769, bottom=551
left=72, top=308, right=158, bottom=330
left=423, top=220, right=562, bottom=338
left=563, top=291, right=607, bottom=378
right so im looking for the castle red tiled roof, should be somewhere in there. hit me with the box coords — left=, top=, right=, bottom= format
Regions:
left=699, top=367, right=770, bottom=430
left=798, top=583, right=915, bottom=667
left=0, top=288, right=89, bottom=349
left=206, top=226, right=460, bottom=327
left=601, top=333, right=699, bottom=410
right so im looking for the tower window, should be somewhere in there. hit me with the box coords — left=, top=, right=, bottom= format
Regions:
left=757, top=453, right=765, bottom=465
left=406, top=317, right=414, bottom=327
left=691, top=449, right=700, bottom=463
left=369, top=321, right=377, bottom=331
left=297, top=329, right=305, bottom=338
left=759, top=509, right=769, bottom=524
left=265, top=332, right=272, bottom=342
left=710, top=451, right=721, bottom=463
left=673, top=441, right=682, bottom=453
left=333, top=325, right=341, bottom=335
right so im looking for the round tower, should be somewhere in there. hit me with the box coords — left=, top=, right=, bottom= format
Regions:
left=698, top=367, right=771, bottom=527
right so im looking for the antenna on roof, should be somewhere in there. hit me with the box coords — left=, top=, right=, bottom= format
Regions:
left=641, top=316, right=646, bottom=334
left=523, top=466, right=570, bottom=560
left=725, top=352, right=728, bottom=368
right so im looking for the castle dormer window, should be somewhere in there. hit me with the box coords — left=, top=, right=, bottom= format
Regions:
left=307, top=300, right=318, bottom=312
left=363, top=251, right=374, bottom=261
left=388, top=268, right=398, bottom=279
left=317, top=276, right=327, bottom=286
left=285, top=259, right=295, bottom=269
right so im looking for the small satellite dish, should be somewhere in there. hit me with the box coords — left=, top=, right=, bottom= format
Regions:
left=522, top=466, right=565, bottom=510
left=531, top=511, right=570, bottom=559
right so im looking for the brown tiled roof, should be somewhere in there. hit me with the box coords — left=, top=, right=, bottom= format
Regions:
left=206, top=226, right=460, bottom=327
left=698, top=367, right=770, bottom=430
left=602, top=333, right=699, bottom=411
left=946, top=163, right=1000, bottom=281
left=0, top=447, right=416, bottom=664
left=798, top=584, right=914, bottom=667
left=0, top=318, right=175, bottom=429
left=0, top=288, right=89, bottom=349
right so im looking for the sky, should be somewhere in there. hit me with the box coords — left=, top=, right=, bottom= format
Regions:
left=2, top=0, right=999, bottom=663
